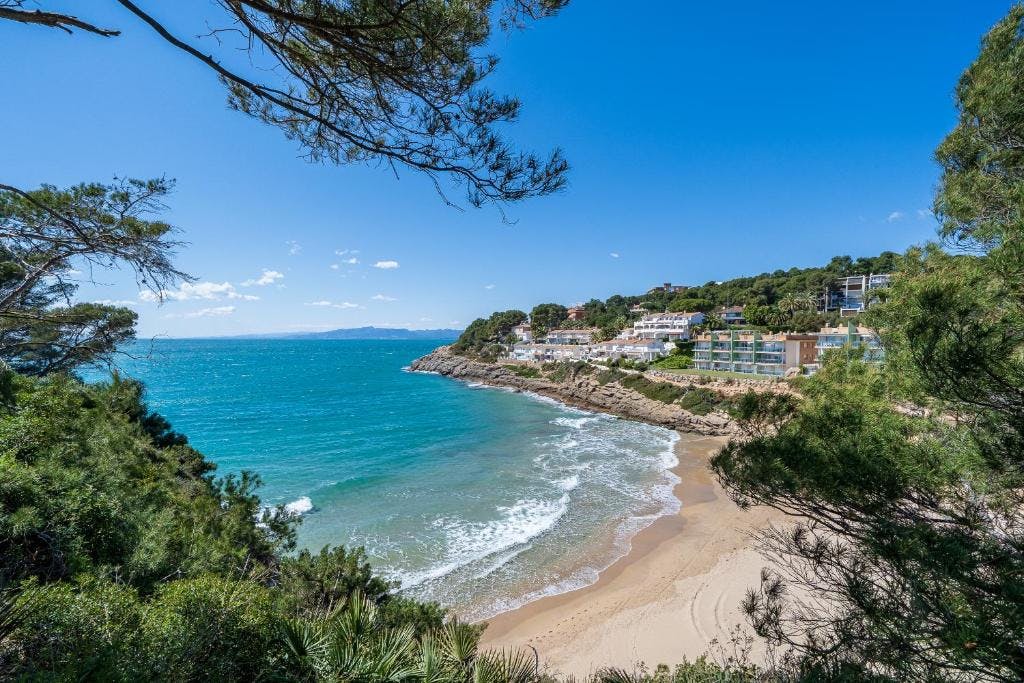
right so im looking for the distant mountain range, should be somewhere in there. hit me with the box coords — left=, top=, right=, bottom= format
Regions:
left=224, top=326, right=462, bottom=341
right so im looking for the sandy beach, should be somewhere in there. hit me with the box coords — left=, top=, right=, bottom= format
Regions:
left=479, top=432, right=783, bottom=677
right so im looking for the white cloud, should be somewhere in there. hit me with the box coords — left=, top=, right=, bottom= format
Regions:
left=419, top=317, right=433, bottom=322
left=329, top=264, right=340, bottom=270
left=94, top=299, right=137, bottom=307
left=164, top=305, right=236, bottom=319
left=140, top=281, right=259, bottom=302
left=372, top=294, right=397, bottom=302
left=189, top=306, right=235, bottom=318
left=917, top=208, right=932, bottom=219
left=484, top=284, right=495, bottom=290
left=373, top=260, right=399, bottom=269
left=449, top=320, right=461, bottom=327
left=286, top=240, right=302, bottom=255
left=343, top=257, right=359, bottom=265
left=335, top=249, right=360, bottom=256
left=242, top=269, right=284, bottom=287
left=304, top=300, right=359, bottom=309
left=609, top=252, right=620, bottom=259
left=886, top=211, right=904, bottom=223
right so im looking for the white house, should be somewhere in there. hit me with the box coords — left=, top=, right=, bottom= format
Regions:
left=512, top=323, right=533, bottom=343
left=592, top=338, right=673, bottom=362
left=545, top=328, right=598, bottom=345
left=509, top=344, right=590, bottom=363
left=633, top=312, right=705, bottom=342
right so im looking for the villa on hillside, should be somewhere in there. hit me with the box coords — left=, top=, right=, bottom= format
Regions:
left=545, top=328, right=598, bottom=345
left=821, top=273, right=891, bottom=315
left=512, top=323, right=533, bottom=343
left=718, top=306, right=746, bottom=325
left=566, top=306, right=587, bottom=321
left=650, top=282, right=689, bottom=294
left=633, top=312, right=705, bottom=341
left=693, top=330, right=817, bottom=377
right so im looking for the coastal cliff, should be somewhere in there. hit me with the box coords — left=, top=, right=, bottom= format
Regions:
left=410, top=347, right=736, bottom=436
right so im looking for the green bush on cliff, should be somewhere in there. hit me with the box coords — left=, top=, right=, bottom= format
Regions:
left=451, top=310, right=527, bottom=355
left=619, top=374, right=685, bottom=404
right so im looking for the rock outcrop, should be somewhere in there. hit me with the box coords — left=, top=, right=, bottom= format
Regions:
left=409, top=347, right=736, bottom=436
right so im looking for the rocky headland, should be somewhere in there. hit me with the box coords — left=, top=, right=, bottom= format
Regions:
left=409, top=346, right=740, bottom=436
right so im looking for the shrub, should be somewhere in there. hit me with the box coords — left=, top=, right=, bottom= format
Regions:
left=597, top=368, right=626, bottom=385
left=502, top=364, right=540, bottom=379
left=620, top=374, right=686, bottom=404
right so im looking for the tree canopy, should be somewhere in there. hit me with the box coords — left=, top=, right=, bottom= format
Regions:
left=1, top=0, right=570, bottom=209
left=711, top=7, right=1024, bottom=680
left=0, top=179, right=187, bottom=375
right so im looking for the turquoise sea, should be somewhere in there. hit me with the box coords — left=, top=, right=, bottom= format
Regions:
left=96, top=339, right=679, bottom=619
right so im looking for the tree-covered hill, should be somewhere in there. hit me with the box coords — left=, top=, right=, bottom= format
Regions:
left=454, top=251, right=901, bottom=349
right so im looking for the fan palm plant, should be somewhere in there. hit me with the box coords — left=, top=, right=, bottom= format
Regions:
left=279, top=590, right=540, bottom=683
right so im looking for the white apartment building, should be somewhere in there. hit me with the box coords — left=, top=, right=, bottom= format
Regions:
left=509, top=344, right=591, bottom=363
left=545, top=328, right=598, bottom=345
left=512, top=323, right=533, bottom=343
left=591, top=338, right=673, bottom=362
left=633, top=312, right=705, bottom=341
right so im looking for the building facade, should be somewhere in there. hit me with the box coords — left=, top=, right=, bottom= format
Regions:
left=822, top=274, right=892, bottom=315
left=591, top=338, right=673, bottom=362
left=512, top=324, right=533, bottom=343
left=633, top=312, right=705, bottom=341
left=693, top=330, right=817, bottom=376
left=813, top=323, right=884, bottom=364
left=545, top=328, right=598, bottom=345
left=718, top=306, right=746, bottom=325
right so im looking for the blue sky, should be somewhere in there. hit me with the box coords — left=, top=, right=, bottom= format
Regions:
left=1, top=1, right=1014, bottom=336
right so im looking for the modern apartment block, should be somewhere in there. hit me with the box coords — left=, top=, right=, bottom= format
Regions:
left=632, top=312, right=705, bottom=341
left=822, top=274, right=891, bottom=315
left=812, top=322, right=884, bottom=364
left=692, top=330, right=818, bottom=376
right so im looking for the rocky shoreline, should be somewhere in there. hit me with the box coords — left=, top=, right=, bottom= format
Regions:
left=409, top=347, right=736, bottom=436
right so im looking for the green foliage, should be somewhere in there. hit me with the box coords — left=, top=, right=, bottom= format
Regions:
left=652, top=355, right=693, bottom=369
left=668, top=297, right=714, bottom=313
left=678, top=388, right=722, bottom=416
left=0, top=371, right=295, bottom=589
left=542, top=360, right=589, bottom=383
left=619, top=374, right=685, bottom=404
left=0, top=370, right=449, bottom=680
left=451, top=310, right=527, bottom=355
left=596, top=368, right=626, bottom=385
left=0, top=178, right=188, bottom=375
left=502, top=364, right=541, bottom=379
left=529, top=303, right=568, bottom=337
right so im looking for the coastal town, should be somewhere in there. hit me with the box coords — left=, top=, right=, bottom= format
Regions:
left=506, top=273, right=889, bottom=377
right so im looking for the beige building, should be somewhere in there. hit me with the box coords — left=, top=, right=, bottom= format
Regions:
left=693, top=330, right=817, bottom=376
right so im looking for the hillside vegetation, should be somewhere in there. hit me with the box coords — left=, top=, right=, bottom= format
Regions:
left=454, top=252, right=899, bottom=350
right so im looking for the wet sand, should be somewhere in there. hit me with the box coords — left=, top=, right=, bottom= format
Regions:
left=479, top=433, right=782, bottom=677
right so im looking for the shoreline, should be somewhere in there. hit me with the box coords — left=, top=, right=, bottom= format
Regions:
left=478, top=432, right=783, bottom=677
